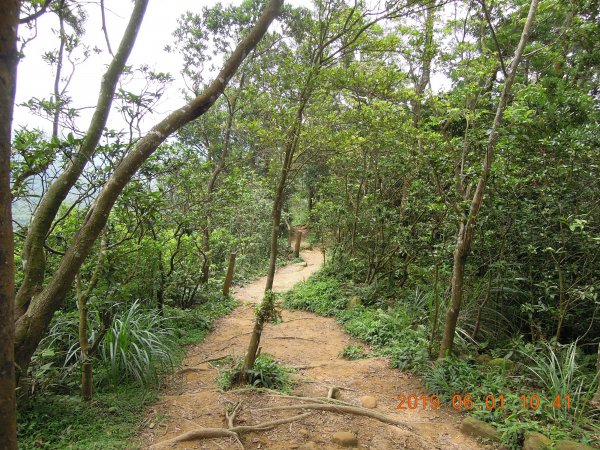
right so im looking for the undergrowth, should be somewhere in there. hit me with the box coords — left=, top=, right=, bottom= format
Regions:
left=340, top=344, right=368, bottom=360
left=218, top=354, right=294, bottom=393
left=283, top=268, right=599, bottom=449
left=18, top=385, right=158, bottom=449
left=18, top=294, right=237, bottom=450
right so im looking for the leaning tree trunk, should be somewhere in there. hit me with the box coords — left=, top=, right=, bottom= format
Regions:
left=13, top=0, right=284, bottom=376
left=439, top=0, right=540, bottom=358
left=0, top=1, right=20, bottom=448
left=15, top=0, right=149, bottom=321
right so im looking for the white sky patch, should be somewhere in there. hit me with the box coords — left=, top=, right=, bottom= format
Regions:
left=14, top=0, right=312, bottom=136
left=14, top=0, right=451, bottom=139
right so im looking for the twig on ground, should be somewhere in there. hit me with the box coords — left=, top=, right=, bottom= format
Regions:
left=271, top=336, right=321, bottom=342
left=197, top=355, right=231, bottom=365
left=176, top=367, right=209, bottom=375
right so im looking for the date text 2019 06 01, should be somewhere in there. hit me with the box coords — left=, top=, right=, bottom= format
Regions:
left=396, top=393, right=572, bottom=411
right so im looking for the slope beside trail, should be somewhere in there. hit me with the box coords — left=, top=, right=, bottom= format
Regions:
left=140, top=248, right=491, bottom=450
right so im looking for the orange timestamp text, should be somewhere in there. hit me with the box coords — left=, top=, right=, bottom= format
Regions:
left=396, top=393, right=572, bottom=411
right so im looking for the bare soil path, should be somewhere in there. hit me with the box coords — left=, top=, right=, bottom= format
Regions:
left=140, top=248, right=490, bottom=449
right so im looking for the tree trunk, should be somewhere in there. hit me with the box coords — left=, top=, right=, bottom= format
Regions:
left=76, top=232, right=106, bottom=401
left=156, top=248, right=165, bottom=315
left=0, top=2, right=20, bottom=448
left=201, top=226, right=210, bottom=284
left=78, top=282, right=93, bottom=401
left=222, top=253, right=236, bottom=297
left=428, top=261, right=440, bottom=357
left=241, top=94, right=308, bottom=376
left=13, top=0, right=283, bottom=375
left=293, top=230, right=302, bottom=258
left=439, top=0, right=539, bottom=358
left=15, top=0, right=149, bottom=320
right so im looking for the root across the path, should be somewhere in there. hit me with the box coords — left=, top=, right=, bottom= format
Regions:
left=149, top=396, right=437, bottom=450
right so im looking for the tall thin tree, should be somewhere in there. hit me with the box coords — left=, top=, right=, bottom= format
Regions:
left=439, top=0, right=540, bottom=357
left=0, top=1, right=21, bottom=448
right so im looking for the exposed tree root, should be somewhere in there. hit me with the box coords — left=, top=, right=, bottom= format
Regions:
left=254, top=403, right=414, bottom=431
left=196, top=355, right=231, bottom=365
left=229, top=412, right=312, bottom=433
left=175, top=367, right=209, bottom=375
left=151, top=428, right=238, bottom=447
left=271, top=336, right=320, bottom=342
left=280, top=317, right=318, bottom=323
left=149, top=401, right=312, bottom=449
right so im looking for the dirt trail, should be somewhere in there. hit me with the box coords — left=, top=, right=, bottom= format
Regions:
left=140, top=248, right=489, bottom=450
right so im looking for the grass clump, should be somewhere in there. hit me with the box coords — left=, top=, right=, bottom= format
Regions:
left=101, top=301, right=177, bottom=385
left=340, top=344, right=368, bottom=360
left=218, top=355, right=294, bottom=393
left=18, top=294, right=238, bottom=449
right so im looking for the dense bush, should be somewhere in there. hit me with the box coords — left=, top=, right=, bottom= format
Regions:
left=283, top=273, right=347, bottom=315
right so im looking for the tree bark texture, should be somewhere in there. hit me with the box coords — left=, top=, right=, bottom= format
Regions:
left=222, top=253, right=236, bottom=297
left=0, top=1, right=20, bottom=448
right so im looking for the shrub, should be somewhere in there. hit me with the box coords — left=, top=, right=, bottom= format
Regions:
left=218, top=355, right=294, bottom=393
left=164, top=294, right=237, bottom=345
left=382, top=326, right=430, bottom=372
left=100, top=301, right=177, bottom=385
left=283, top=274, right=346, bottom=315
left=338, top=306, right=412, bottom=347
left=522, top=341, right=596, bottom=424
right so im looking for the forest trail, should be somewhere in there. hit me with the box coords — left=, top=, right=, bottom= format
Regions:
left=140, top=247, right=489, bottom=450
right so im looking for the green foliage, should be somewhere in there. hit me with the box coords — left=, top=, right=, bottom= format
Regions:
left=286, top=270, right=430, bottom=372
left=423, top=357, right=485, bottom=400
left=255, top=290, right=282, bottom=325
left=164, top=294, right=237, bottom=345
left=382, top=326, right=430, bottom=372
left=283, top=273, right=346, bottom=315
left=100, top=301, right=177, bottom=385
left=218, top=355, right=294, bottom=393
left=422, top=350, right=598, bottom=449
left=338, top=307, right=411, bottom=347
left=18, top=292, right=237, bottom=448
left=340, top=344, right=368, bottom=360
left=17, top=384, right=159, bottom=449
left=522, top=341, right=596, bottom=424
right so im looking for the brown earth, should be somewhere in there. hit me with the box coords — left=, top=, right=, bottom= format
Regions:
left=139, top=248, right=495, bottom=450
